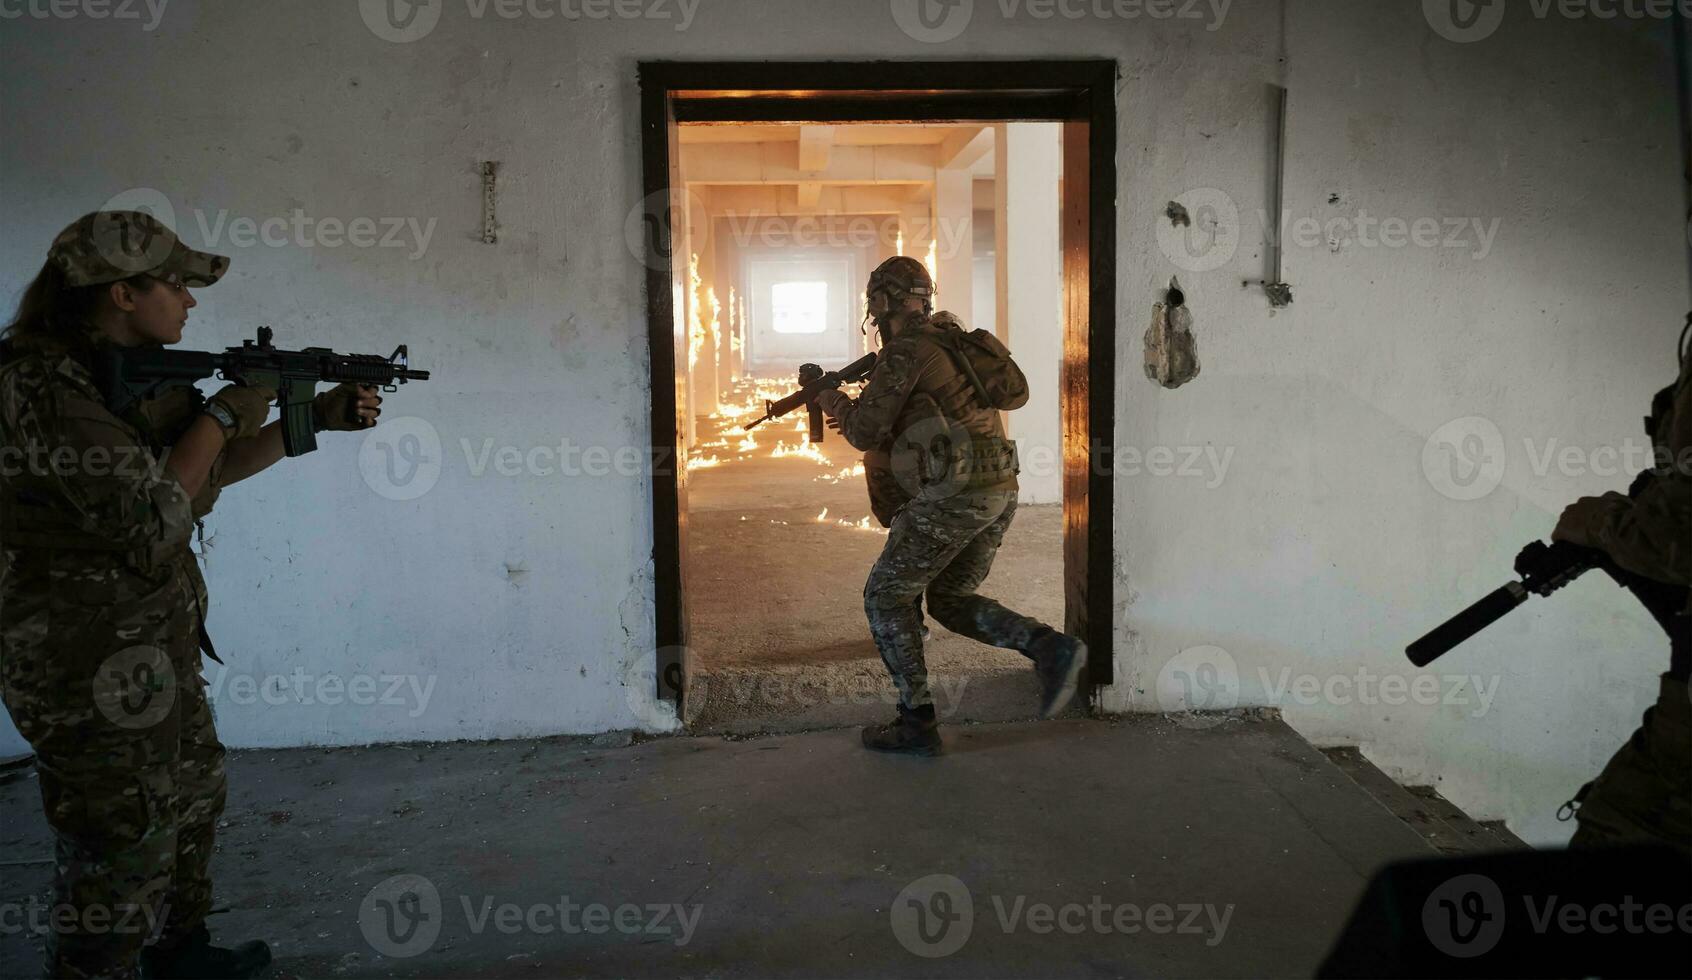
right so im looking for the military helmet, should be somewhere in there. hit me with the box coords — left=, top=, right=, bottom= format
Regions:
left=866, top=255, right=934, bottom=310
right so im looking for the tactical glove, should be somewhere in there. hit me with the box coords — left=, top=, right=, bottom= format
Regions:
left=207, top=383, right=276, bottom=441
left=814, top=389, right=850, bottom=418
left=312, top=383, right=376, bottom=432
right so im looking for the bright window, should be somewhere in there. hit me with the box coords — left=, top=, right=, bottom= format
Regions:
left=770, top=281, right=829, bottom=334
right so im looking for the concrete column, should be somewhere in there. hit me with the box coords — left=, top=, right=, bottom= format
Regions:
left=714, top=216, right=739, bottom=398
left=897, top=195, right=934, bottom=265
left=994, top=125, right=1009, bottom=347
left=933, top=168, right=973, bottom=324
left=733, top=291, right=747, bottom=381
left=1001, top=123, right=1063, bottom=505
left=700, top=255, right=721, bottom=415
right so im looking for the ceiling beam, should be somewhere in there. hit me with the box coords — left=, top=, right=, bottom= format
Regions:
left=681, top=142, right=937, bottom=185
left=936, top=126, right=993, bottom=171
left=797, top=125, right=836, bottom=172
left=699, top=184, right=912, bottom=217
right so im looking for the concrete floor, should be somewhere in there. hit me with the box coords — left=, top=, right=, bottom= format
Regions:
left=684, top=382, right=1066, bottom=732
left=0, top=714, right=1435, bottom=978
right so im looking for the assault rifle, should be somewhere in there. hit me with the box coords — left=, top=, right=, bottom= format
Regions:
left=95, top=326, right=431, bottom=457
left=743, top=351, right=877, bottom=443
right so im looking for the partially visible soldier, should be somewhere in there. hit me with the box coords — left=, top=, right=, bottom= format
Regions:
left=813, top=256, right=1086, bottom=755
left=0, top=211, right=381, bottom=978
left=1551, top=315, right=1691, bottom=849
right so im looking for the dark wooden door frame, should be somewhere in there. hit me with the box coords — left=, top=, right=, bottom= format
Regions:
left=639, top=60, right=1118, bottom=719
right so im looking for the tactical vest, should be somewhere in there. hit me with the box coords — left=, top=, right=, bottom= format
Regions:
left=881, top=314, right=1021, bottom=494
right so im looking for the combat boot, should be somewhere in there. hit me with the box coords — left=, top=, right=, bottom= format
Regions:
left=861, top=703, right=942, bottom=755
left=140, top=925, right=272, bottom=979
left=1028, top=628, right=1086, bottom=719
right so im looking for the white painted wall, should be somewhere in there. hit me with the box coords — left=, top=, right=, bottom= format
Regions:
left=0, top=1, right=1682, bottom=844
left=1110, top=3, right=1683, bottom=847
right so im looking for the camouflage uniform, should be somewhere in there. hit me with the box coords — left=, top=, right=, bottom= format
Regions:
left=861, top=448, right=909, bottom=530
left=816, top=311, right=1049, bottom=710
left=1565, top=346, right=1692, bottom=850
left=0, top=212, right=234, bottom=977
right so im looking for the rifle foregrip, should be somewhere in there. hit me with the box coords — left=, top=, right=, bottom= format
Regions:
left=1407, top=583, right=1528, bottom=667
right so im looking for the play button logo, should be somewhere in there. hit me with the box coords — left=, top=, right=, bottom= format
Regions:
left=890, top=874, right=974, bottom=958
left=1423, top=0, right=1505, bottom=43
left=890, top=0, right=974, bottom=43
left=360, top=0, right=443, bottom=43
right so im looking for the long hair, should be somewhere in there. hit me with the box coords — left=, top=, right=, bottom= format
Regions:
left=4, top=259, right=133, bottom=344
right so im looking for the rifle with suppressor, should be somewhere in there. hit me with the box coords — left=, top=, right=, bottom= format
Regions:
left=1407, top=474, right=1686, bottom=667
left=743, top=351, right=877, bottom=443
left=1407, top=540, right=1606, bottom=667
left=94, top=326, right=431, bottom=458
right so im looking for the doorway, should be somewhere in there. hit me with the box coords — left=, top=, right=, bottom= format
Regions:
left=638, top=61, right=1118, bottom=726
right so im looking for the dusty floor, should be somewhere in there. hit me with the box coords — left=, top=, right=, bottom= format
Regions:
left=683, top=380, right=1065, bottom=730
left=0, top=714, right=1435, bottom=978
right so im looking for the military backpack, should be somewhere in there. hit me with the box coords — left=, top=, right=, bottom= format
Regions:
left=928, top=313, right=1030, bottom=411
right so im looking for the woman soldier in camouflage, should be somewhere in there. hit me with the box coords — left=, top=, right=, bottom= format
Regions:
left=0, top=211, right=379, bottom=978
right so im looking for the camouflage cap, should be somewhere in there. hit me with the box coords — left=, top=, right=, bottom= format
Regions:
left=48, top=210, right=229, bottom=288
